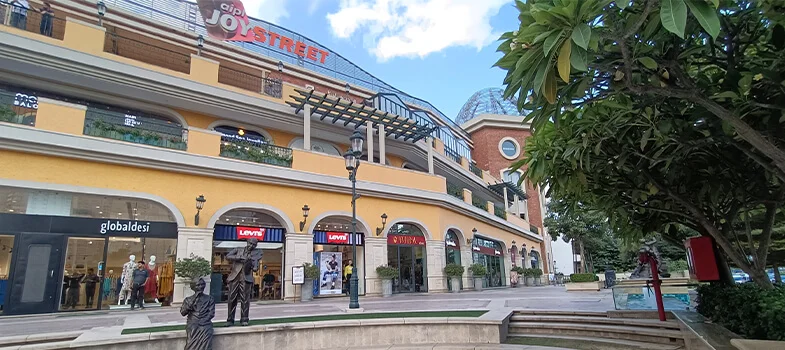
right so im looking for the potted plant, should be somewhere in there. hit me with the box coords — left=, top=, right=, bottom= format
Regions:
left=444, top=263, right=464, bottom=293
left=523, top=268, right=535, bottom=286
left=468, top=263, right=487, bottom=291
left=301, top=263, right=319, bottom=302
left=174, top=254, right=212, bottom=297
left=376, top=265, right=398, bottom=297
left=531, top=268, right=543, bottom=286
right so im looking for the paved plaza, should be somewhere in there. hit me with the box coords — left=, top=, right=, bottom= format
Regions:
left=0, top=286, right=613, bottom=338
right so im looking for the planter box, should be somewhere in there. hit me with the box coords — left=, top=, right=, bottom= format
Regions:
left=565, top=281, right=602, bottom=291
left=381, top=279, right=393, bottom=297
left=473, top=277, right=483, bottom=291
left=449, top=277, right=461, bottom=293
left=301, top=279, right=313, bottom=302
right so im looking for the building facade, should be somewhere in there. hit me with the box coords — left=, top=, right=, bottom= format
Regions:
left=0, top=0, right=547, bottom=315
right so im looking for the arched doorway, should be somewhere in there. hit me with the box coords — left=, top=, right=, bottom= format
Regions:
left=311, top=215, right=367, bottom=297
left=211, top=209, right=288, bottom=302
left=530, top=250, right=541, bottom=269
left=445, top=229, right=462, bottom=291
left=472, top=236, right=506, bottom=288
left=387, top=223, right=427, bottom=293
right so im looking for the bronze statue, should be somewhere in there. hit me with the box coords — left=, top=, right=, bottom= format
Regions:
left=180, top=278, right=215, bottom=350
left=630, top=238, right=670, bottom=279
left=225, top=238, right=262, bottom=327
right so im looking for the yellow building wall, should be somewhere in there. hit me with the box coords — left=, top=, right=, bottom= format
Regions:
left=176, top=109, right=217, bottom=129
left=34, top=101, right=86, bottom=135
left=386, top=154, right=404, bottom=168
left=187, top=129, right=221, bottom=156
left=189, top=55, right=219, bottom=85
left=266, top=129, right=297, bottom=148
left=439, top=209, right=539, bottom=251
left=63, top=19, right=105, bottom=55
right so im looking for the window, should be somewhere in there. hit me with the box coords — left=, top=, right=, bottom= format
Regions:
left=499, top=137, right=521, bottom=160
left=288, top=138, right=341, bottom=156
left=503, top=170, right=522, bottom=185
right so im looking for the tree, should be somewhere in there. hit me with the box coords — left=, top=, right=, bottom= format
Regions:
left=495, top=0, right=785, bottom=179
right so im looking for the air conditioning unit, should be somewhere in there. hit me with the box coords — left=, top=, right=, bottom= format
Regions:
left=305, top=85, right=315, bottom=91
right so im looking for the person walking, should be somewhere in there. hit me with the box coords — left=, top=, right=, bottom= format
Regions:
left=129, top=261, right=149, bottom=310
left=9, top=0, right=29, bottom=30
left=343, top=260, right=353, bottom=295
left=38, top=1, right=54, bottom=37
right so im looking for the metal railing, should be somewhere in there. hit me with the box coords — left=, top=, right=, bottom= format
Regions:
left=83, top=108, right=187, bottom=150
left=444, top=147, right=462, bottom=164
left=437, top=127, right=472, bottom=161
left=263, top=77, right=282, bottom=98
left=1, top=2, right=65, bottom=40
left=472, top=196, right=488, bottom=211
left=104, top=30, right=192, bottom=74
left=217, top=65, right=282, bottom=98
left=494, top=205, right=507, bottom=220
left=446, top=182, right=464, bottom=200
left=470, top=163, right=483, bottom=178
left=370, top=94, right=436, bottom=132
left=0, top=89, right=36, bottom=126
left=220, top=140, right=293, bottom=168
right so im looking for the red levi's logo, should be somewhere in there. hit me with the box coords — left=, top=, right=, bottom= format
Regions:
left=326, top=232, right=349, bottom=244
left=237, top=226, right=266, bottom=240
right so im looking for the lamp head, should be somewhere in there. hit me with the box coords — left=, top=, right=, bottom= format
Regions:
left=350, top=131, right=364, bottom=155
left=381, top=213, right=388, bottom=225
left=197, top=34, right=204, bottom=48
left=277, top=61, right=284, bottom=72
left=97, top=0, right=106, bottom=16
left=345, top=83, right=351, bottom=93
left=343, top=151, right=357, bottom=171
left=195, top=195, right=206, bottom=210
left=301, top=204, right=310, bottom=218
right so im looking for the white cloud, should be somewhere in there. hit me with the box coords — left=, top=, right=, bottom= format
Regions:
left=243, top=0, right=290, bottom=24
left=327, top=0, right=509, bottom=61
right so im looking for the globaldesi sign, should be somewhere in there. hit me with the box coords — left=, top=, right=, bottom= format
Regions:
left=196, top=0, right=330, bottom=64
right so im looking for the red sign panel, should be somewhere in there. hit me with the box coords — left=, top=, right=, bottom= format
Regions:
left=236, top=226, right=266, bottom=240
left=326, top=232, right=350, bottom=244
left=473, top=245, right=503, bottom=257
left=388, top=235, right=426, bottom=246
left=196, top=0, right=330, bottom=64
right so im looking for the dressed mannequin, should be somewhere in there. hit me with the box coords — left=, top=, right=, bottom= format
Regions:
left=146, top=255, right=159, bottom=303
left=119, top=255, right=136, bottom=305
left=103, top=270, right=115, bottom=300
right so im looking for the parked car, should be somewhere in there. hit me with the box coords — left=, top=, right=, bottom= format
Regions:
left=733, top=273, right=749, bottom=284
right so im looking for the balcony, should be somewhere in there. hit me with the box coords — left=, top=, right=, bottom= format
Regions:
left=494, top=205, right=507, bottom=220
left=447, top=182, right=464, bottom=200
left=0, top=2, right=65, bottom=40
left=83, top=108, right=187, bottom=150
left=220, top=140, right=293, bottom=168
left=444, top=147, right=461, bottom=164
left=217, top=65, right=283, bottom=99
left=470, top=162, right=483, bottom=178
left=472, top=196, right=488, bottom=211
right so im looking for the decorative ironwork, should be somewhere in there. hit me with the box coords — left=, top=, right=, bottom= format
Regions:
left=287, top=88, right=436, bottom=143
left=104, top=31, right=192, bottom=74
left=470, top=163, right=483, bottom=178
left=456, top=87, right=525, bottom=125
left=220, top=140, right=293, bottom=167
left=446, top=182, right=464, bottom=200
left=83, top=108, right=187, bottom=150
left=263, top=78, right=282, bottom=98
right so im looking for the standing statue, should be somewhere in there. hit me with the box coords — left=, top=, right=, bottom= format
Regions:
left=180, top=278, right=215, bottom=350
left=630, top=238, right=670, bottom=279
left=225, top=238, right=262, bottom=327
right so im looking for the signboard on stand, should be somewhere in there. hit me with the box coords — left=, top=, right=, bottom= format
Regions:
left=292, top=265, right=304, bottom=285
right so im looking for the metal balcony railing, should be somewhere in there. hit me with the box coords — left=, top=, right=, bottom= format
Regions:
left=1, top=3, right=65, bottom=40
left=83, top=108, right=187, bottom=150
left=444, top=147, right=461, bottom=164
left=494, top=205, right=507, bottom=220
left=220, top=140, right=293, bottom=168
left=472, top=196, right=488, bottom=211
left=470, top=163, right=483, bottom=178
left=215, top=64, right=283, bottom=98
left=446, top=182, right=464, bottom=200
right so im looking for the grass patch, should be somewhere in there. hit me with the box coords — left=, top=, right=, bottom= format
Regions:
left=122, top=310, right=486, bottom=335
left=506, top=336, right=642, bottom=350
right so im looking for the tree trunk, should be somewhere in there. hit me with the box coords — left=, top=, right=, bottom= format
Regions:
left=579, top=238, right=588, bottom=273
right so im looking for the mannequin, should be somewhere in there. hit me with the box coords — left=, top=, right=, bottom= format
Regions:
left=103, top=269, right=115, bottom=300
left=119, top=255, right=136, bottom=305
left=146, top=255, right=159, bottom=303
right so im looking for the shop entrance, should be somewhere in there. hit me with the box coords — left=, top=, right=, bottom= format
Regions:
left=387, top=223, right=427, bottom=293
left=312, top=215, right=366, bottom=297
left=472, top=236, right=506, bottom=288
left=445, top=229, right=462, bottom=292
left=5, top=233, right=64, bottom=315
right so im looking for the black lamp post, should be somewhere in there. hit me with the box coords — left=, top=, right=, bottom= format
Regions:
left=196, top=35, right=204, bottom=56
left=343, top=130, right=364, bottom=309
left=97, top=0, right=107, bottom=26
left=194, top=195, right=206, bottom=226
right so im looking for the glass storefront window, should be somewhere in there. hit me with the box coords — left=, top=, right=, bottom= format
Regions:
left=61, top=237, right=106, bottom=311
left=0, top=235, right=14, bottom=314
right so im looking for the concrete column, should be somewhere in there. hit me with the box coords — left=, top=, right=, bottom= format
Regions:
left=462, top=189, right=472, bottom=205
left=378, top=124, right=386, bottom=165
left=174, top=227, right=214, bottom=303
left=514, top=194, right=521, bottom=217
left=461, top=246, right=473, bottom=290
left=366, top=121, right=374, bottom=163
left=303, top=104, right=312, bottom=150
left=427, top=136, right=434, bottom=174
left=487, top=201, right=495, bottom=215
left=364, top=237, right=388, bottom=296
left=283, top=233, right=314, bottom=301
left=503, top=189, right=509, bottom=212
left=426, top=240, right=447, bottom=293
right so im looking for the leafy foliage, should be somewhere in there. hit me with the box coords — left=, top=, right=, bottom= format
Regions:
left=302, top=263, right=319, bottom=280
left=174, top=254, right=212, bottom=282
left=668, top=259, right=689, bottom=272
left=469, top=263, right=488, bottom=277
left=444, top=263, right=465, bottom=277
left=569, top=273, right=599, bottom=282
left=375, top=265, right=399, bottom=280
left=697, top=283, right=785, bottom=340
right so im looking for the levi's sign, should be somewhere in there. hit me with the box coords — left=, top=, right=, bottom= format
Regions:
left=196, top=0, right=330, bottom=64
left=237, top=226, right=266, bottom=240
left=326, top=232, right=349, bottom=244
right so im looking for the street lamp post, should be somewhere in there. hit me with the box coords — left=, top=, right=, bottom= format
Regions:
left=343, top=131, right=364, bottom=309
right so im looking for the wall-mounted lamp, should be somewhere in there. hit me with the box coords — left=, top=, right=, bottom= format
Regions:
left=196, top=35, right=204, bottom=56
left=467, top=228, right=477, bottom=245
left=194, top=195, right=206, bottom=226
left=345, top=83, right=351, bottom=94
left=277, top=60, right=284, bottom=73
left=375, top=213, right=388, bottom=236
left=97, top=0, right=107, bottom=26
left=299, top=204, right=310, bottom=231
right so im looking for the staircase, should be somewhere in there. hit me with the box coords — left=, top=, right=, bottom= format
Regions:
left=507, top=310, right=685, bottom=350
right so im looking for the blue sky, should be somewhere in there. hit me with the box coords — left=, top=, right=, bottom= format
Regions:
left=243, top=0, right=520, bottom=122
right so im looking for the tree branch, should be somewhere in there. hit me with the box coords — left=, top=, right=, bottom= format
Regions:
left=756, top=201, right=780, bottom=269
left=731, top=140, right=785, bottom=183
left=621, top=0, right=657, bottom=39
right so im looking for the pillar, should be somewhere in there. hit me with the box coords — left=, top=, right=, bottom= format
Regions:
left=426, top=240, right=447, bottom=293
left=514, top=194, right=521, bottom=217
left=463, top=189, right=472, bottom=205
left=503, top=189, right=509, bottom=213
left=427, top=136, right=434, bottom=174
left=64, top=17, right=105, bottom=55
left=487, top=201, right=495, bottom=215
left=174, top=227, right=214, bottom=303
left=187, top=127, right=221, bottom=156
left=35, top=98, right=86, bottom=135
left=378, top=124, right=386, bottom=165
left=283, top=233, right=314, bottom=301
left=461, top=245, right=473, bottom=290
left=303, top=104, right=311, bottom=150
left=366, top=121, right=374, bottom=163
left=364, top=237, right=388, bottom=296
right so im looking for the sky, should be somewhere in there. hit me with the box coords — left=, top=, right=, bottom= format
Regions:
left=241, top=0, right=520, bottom=122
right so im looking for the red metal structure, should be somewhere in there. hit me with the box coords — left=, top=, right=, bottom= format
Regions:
left=684, top=237, right=720, bottom=281
left=639, top=251, right=667, bottom=321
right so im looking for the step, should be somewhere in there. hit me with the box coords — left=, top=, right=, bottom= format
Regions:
left=510, top=315, right=681, bottom=330
left=512, top=310, right=608, bottom=317
left=507, top=334, right=684, bottom=350
left=508, top=322, right=684, bottom=345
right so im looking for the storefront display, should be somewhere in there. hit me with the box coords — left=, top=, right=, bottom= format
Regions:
left=387, top=224, right=427, bottom=293
left=445, top=230, right=461, bottom=291
left=312, top=230, right=365, bottom=296
left=472, top=237, right=505, bottom=288
left=315, top=251, right=342, bottom=295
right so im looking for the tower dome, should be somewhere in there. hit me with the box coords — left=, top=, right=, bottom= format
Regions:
left=456, top=88, right=523, bottom=125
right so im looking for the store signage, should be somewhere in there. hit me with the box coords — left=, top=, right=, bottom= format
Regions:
left=473, top=245, right=503, bottom=257
left=236, top=226, right=266, bottom=240
left=196, top=0, right=330, bottom=64
left=99, top=220, right=151, bottom=235
left=124, top=115, right=141, bottom=127
left=326, top=232, right=349, bottom=244
left=14, top=93, right=38, bottom=109
left=445, top=236, right=459, bottom=249
left=388, top=234, right=426, bottom=246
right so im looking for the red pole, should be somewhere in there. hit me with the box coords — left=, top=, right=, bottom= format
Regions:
left=649, top=257, right=666, bottom=321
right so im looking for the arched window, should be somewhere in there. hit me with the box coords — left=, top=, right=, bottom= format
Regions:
left=289, top=138, right=341, bottom=156
left=388, top=223, right=424, bottom=237
left=530, top=250, right=541, bottom=269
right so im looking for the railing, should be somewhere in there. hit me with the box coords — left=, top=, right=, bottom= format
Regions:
left=531, top=226, right=539, bottom=235
left=446, top=182, right=464, bottom=200
left=494, top=205, right=507, bottom=220
left=370, top=93, right=436, bottom=133
left=83, top=108, right=187, bottom=150
left=437, top=127, right=472, bottom=161
left=263, top=77, right=283, bottom=98
left=220, top=140, right=293, bottom=168
left=0, top=89, right=36, bottom=126
left=104, top=30, right=192, bottom=74
left=470, top=163, right=483, bottom=178
left=444, top=147, right=461, bottom=164
left=472, top=196, right=488, bottom=211
left=0, top=3, right=66, bottom=40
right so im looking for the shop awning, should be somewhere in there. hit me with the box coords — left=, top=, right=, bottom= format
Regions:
left=287, top=88, right=437, bottom=143
left=488, top=182, right=528, bottom=200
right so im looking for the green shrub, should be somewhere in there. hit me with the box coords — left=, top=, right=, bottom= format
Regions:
left=444, top=263, right=465, bottom=277
left=697, top=283, right=785, bottom=340
left=174, top=254, right=212, bottom=282
left=302, top=263, right=320, bottom=280
left=469, top=263, right=487, bottom=276
left=530, top=268, right=543, bottom=277
left=569, top=273, right=599, bottom=283
left=668, top=259, right=689, bottom=272
left=511, top=266, right=525, bottom=274
left=522, top=268, right=533, bottom=277
left=376, top=265, right=399, bottom=280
